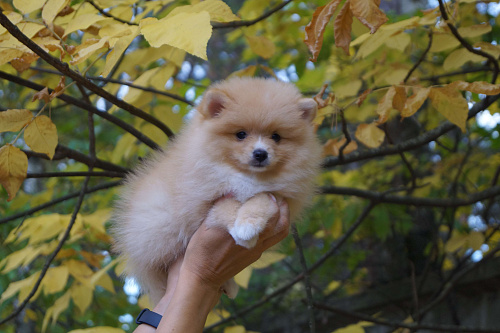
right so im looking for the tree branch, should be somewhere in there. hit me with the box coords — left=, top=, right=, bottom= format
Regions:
left=86, top=0, right=138, bottom=26
left=0, top=11, right=174, bottom=138
left=26, top=171, right=125, bottom=178
left=0, top=180, right=121, bottom=225
left=292, top=225, right=316, bottom=333
left=313, top=301, right=500, bottom=333
left=212, top=0, right=293, bottom=29
left=31, top=67, right=194, bottom=106
left=23, top=144, right=129, bottom=174
left=321, top=185, right=500, bottom=207
left=0, top=175, right=91, bottom=325
left=0, top=70, right=159, bottom=150
left=437, top=0, right=499, bottom=83
left=404, top=30, right=433, bottom=84
left=323, top=94, right=500, bottom=168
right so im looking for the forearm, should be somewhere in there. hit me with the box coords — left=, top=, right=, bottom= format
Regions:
left=157, top=270, right=220, bottom=332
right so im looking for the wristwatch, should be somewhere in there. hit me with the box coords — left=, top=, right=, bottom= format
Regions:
left=135, top=308, right=163, bottom=328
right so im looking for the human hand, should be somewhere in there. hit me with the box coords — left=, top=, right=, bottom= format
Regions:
left=180, top=195, right=290, bottom=292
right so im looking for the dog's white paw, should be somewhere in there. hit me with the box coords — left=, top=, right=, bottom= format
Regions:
left=229, top=220, right=261, bottom=249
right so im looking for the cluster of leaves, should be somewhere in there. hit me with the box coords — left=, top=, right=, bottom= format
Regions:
left=0, top=0, right=499, bottom=332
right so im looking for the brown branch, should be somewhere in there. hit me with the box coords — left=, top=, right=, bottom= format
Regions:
left=26, top=171, right=125, bottom=178
left=323, top=93, right=500, bottom=168
left=320, top=185, right=500, bottom=207
left=291, top=225, right=316, bottom=333
left=338, top=109, right=351, bottom=161
left=31, top=67, right=194, bottom=106
left=0, top=180, right=121, bottom=225
left=0, top=70, right=159, bottom=150
left=313, top=301, right=500, bottom=333
left=0, top=174, right=91, bottom=326
left=0, top=11, right=174, bottom=139
left=24, top=144, right=129, bottom=174
left=437, top=0, right=499, bottom=83
left=212, top=0, right=293, bottom=29
left=86, top=0, right=138, bottom=26
left=404, top=30, right=433, bottom=84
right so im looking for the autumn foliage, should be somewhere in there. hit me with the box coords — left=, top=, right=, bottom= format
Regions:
left=1, top=0, right=500, bottom=332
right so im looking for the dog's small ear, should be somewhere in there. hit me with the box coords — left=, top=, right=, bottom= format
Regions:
left=298, top=98, right=318, bottom=122
left=199, top=89, right=228, bottom=118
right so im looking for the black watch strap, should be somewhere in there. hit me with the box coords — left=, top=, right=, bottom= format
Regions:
left=135, top=308, right=163, bottom=328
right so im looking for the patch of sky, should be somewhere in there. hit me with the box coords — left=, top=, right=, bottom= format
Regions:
left=177, top=61, right=192, bottom=81
left=476, top=110, right=500, bottom=130
left=185, top=87, right=196, bottom=101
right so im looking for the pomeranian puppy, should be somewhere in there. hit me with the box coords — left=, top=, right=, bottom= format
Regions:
left=112, top=77, right=322, bottom=305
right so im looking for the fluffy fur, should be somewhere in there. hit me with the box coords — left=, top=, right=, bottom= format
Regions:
left=112, top=77, right=322, bottom=305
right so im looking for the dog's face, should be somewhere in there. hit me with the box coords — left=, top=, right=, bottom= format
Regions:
left=196, top=79, right=317, bottom=177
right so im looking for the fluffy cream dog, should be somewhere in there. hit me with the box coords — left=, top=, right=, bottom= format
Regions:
left=112, top=77, right=322, bottom=304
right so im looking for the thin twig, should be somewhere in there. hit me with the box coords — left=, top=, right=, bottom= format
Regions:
left=86, top=0, right=138, bottom=26
left=338, top=109, right=351, bottom=161
left=404, top=30, right=433, bottom=84
left=291, top=225, right=316, bottom=333
left=212, top=0, right=294, bottom=29
left=0, top=181, right=121, bottom=225
left=313, top=301, right=500, bottom=333
left=437, top=0, right=499, bottom=83
left=320, top=185, right=500, bottom=207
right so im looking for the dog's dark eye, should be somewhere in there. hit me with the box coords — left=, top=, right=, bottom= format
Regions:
left=236, top=131, right=247, bottom=140
left=271, top=133, right=281, bottom=143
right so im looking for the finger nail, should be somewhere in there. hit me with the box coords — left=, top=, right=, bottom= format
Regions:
left=269, top=193, right=277, bottom=203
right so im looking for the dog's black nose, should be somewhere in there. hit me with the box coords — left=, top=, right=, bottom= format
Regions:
left=253, top=149, right=268, bottom=162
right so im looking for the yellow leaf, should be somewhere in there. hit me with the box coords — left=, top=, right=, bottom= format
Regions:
left=0, top=109, right=32, bottom=132
left=429, top=33, right=460, bottom=52
left=224, top=326, right=246, bottom=333
left=70, top=283, right=93, bottom=314
left=376, top=86, right=396, bottom=123
left=323, top=137, right=358, bottom=157
left=384, top=31, right=410, bottom=51
left=50, top=291, right=71, bottom=327
left=229, top=65, right=258, bottom=78
left=150, top=63, right=177, bottom=90
left=304, top=0, right=342, bottom=62
left=246, top=35, right=275, bottom=59
left=205, top=309, right=230, bottom=327
left=82, top=209, right=112, bottom=234
left=41, top=0, right=69, bottom=25
left=123, top=67, right=159, bottom=105
left=234, top=267, right=253, bottom=289
left=325, top=280, right=341, bottom=293
left=355, top=28, right=393, bottom=59
left=0, top=246, right=41, bottom=273
left=0, top=144, right=28, bottom=201
left=468, top=231, right=485, bottom=251
left=449, top=81, right=500, bottom=95
left=443, top=48, right=485, bottom=71
left=382, top=68, right=408, bottom=85
left=168, top=0, right=240, bottom=22
left=334, top=79, right=362, bottom=98
left=0, top=271, right=40, bottom=303
left=101, top=25, right=137, bottom=75
left=111, top=133, right=137, bottom=164
left=457, top=23, right=492, bottom=38
left=250, top=251, right=286, bottom=269
left=64, top=260, right=94, bottom=286
left=141, top=123, right=168, bottom=147
left=355, top=123, right=385, bottom=148
left=67, top=327, right=125, bottom=333
left=140, top=12, right=212, bottom=60
left=334, top=1, right=353, bottom=55
left=333, top=323, right=366, bottom=333
left=43, top=266, right=69, bottom=295
left=13, top=0, right=46, bottom=14
left=70, top=38, right=109, bottom=65
left=63, top=13, right=109, bottom=37
left=24, top=115, right=58, bottom=159
left=90, top=258, right=118, bottom=293
left=401, top=86, right=430, bottom=118
left=138, top=294, right=152, bottom=309
left=445, top=232, right=467, bottom=253
left=429, top=86, right=468, bottom=133
left=350, top=0, right=388, bottom=34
